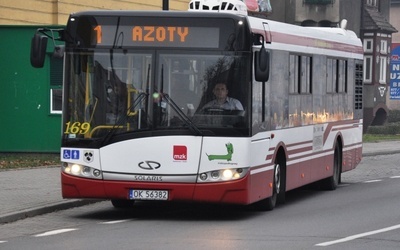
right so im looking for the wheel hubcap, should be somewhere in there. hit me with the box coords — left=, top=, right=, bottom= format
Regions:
left=274, top=164, right=281, bottom=194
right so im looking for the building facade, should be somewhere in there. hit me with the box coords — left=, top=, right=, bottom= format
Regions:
left=268, top=0, right=397, bottom=132
left=389, top=0, right=400, bottom=110
left=1, top=0, right=398, bottom=152
left=0, top=0, right=189, bottom=25
left=360, top=0, right=397, bottom=128
left=0, top=0, right=189, bottom=152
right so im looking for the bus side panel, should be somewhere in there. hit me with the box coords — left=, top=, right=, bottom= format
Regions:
left=248, top=137, right=274, bottom=204
left=342, top=145, right=362, bottom=172
left=342, top=125, right=363, bottom=172
left=286, top=153, right=333, bottom=191
left=248, top=169, right=274, bottom=203
left=286, top=162, right=309, bottom=191
left=309, top=152, right=334, bottom=183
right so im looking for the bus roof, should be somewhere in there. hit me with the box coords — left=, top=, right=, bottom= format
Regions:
left=66, top=10, right=363, bottom=59
left=248, top=16, right=363, bottom=59
left=68, top=10, right=245, bottom=20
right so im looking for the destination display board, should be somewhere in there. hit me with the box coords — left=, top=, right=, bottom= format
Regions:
left=67, top=14, right=240, bottom=50
left=91, top=25, right=219, bottom=48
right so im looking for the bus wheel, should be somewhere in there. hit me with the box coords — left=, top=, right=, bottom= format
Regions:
left=321, top=143, right=341, bottom=190
left=255, top=163, right=281, bottom=211
left=111, top=199, right=135, bottom=208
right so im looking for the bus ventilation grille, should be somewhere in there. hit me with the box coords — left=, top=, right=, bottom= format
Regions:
left=355, top=63, right=363, bottom=110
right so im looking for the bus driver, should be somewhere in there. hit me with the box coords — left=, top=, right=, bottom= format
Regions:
left=202, top=83, right=244, bottom=111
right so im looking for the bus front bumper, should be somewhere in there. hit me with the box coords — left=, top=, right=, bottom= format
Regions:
left=61, top=172, right=250, bottom=205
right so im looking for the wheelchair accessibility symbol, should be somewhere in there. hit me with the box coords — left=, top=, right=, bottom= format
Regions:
left=63, top=149, right=80, bottom=160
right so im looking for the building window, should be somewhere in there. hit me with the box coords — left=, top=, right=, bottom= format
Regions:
left=364, top=56, right=372, bottom=83
left=380, top=40, right=388, bottom=54
left=379, top=56, right=387, bottom=84
left=367, top=0, right=378, bottom=6
left=364, top=39, right=373, bottom=53
left=50, top=89, right=62, bottom=114
left=49, top=56, right=63, bottom=114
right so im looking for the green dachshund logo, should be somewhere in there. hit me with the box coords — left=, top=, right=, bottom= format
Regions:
left=207, top=143, right=234, bottom=161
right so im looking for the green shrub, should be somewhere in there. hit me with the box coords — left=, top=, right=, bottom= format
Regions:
left=367, top=123, right=400, bottom=134
left=363, top=134, right=400, bottom=142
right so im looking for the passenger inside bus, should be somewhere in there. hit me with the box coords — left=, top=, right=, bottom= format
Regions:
left=202, top=82, right=244, bottom=111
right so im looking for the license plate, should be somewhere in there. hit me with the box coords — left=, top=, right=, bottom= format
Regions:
left=129, top=189, right=168, bottom=201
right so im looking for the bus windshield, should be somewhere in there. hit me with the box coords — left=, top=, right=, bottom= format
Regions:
left=62, top=50, right=251, bottom=142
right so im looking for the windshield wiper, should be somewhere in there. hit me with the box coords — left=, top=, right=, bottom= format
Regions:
left=162, top=93, right=203, bottom=136
left=157, top=64, right=202, bottom=136
left=101, top=92, right=149, bottom=145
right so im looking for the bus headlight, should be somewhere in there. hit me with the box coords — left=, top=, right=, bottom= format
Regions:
left=63, top=162, right=103, bottom=179
left=197, top=168, right=249, bottom=183
left=222, top=169, right=233, bottom=179
left=71, top=164, right=81, bottom=174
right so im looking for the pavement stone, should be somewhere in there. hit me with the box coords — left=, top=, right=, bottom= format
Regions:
left=0, top=141, right=399, bottom=224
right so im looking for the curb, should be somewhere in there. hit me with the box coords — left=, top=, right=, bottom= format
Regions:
left=362, top=150, right=400, bottom=157
left=0, top=199, right=99, bottom=224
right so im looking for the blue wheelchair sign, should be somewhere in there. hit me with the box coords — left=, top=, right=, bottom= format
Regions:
left=63, top=149, right=80, bottom=160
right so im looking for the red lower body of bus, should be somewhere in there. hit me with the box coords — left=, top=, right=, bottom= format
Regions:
left=61, top=171, right=256, bottom=205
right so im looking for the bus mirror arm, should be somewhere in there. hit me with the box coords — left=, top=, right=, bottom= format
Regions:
left=30, top=28, right=65, bottom=68
left=53, top=45, right=65, bottom=58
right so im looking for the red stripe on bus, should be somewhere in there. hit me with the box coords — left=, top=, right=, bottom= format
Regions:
left=251, top=28, right=364, bottom=55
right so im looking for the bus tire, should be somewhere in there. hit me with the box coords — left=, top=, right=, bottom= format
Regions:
left=277, top=159, right=286, bottom=205
left=321, top=143, right=342, bottom=190
left=255, top=161, right=284, bottom=211
left=111, top=199, right=135, bottom=208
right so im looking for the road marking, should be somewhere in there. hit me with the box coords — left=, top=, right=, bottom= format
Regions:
left=390, top=176, right=400, bottom=179
left=0, top=241, right=7, bottom=243
left=99, top=220, right=130, bottom=224
left=316, top=224, right=400, bottom=246
left=34, top=228, right=78, bottom=237
left=363, top=179, right=382, bottom=183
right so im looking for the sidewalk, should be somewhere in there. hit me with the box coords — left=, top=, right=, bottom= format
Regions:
left=1, top=141, right=399, bottom=224
left=0, top=167, right=95, bottom=224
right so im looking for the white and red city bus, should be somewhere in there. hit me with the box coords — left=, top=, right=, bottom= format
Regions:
left=31, top=0, right=363, bottom=210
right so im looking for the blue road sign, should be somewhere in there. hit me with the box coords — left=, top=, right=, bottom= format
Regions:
left=390, top=45, right=400, bottom=100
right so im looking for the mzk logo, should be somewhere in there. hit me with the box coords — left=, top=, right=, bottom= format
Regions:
left=173, top=145, right=187, bottom=160
left=207, top=143, right=234, bottom=161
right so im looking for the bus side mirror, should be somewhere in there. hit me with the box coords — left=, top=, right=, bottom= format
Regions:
left=30, top=33, right=48, bottom=68
left=255, top=46, right=270, bottom=82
